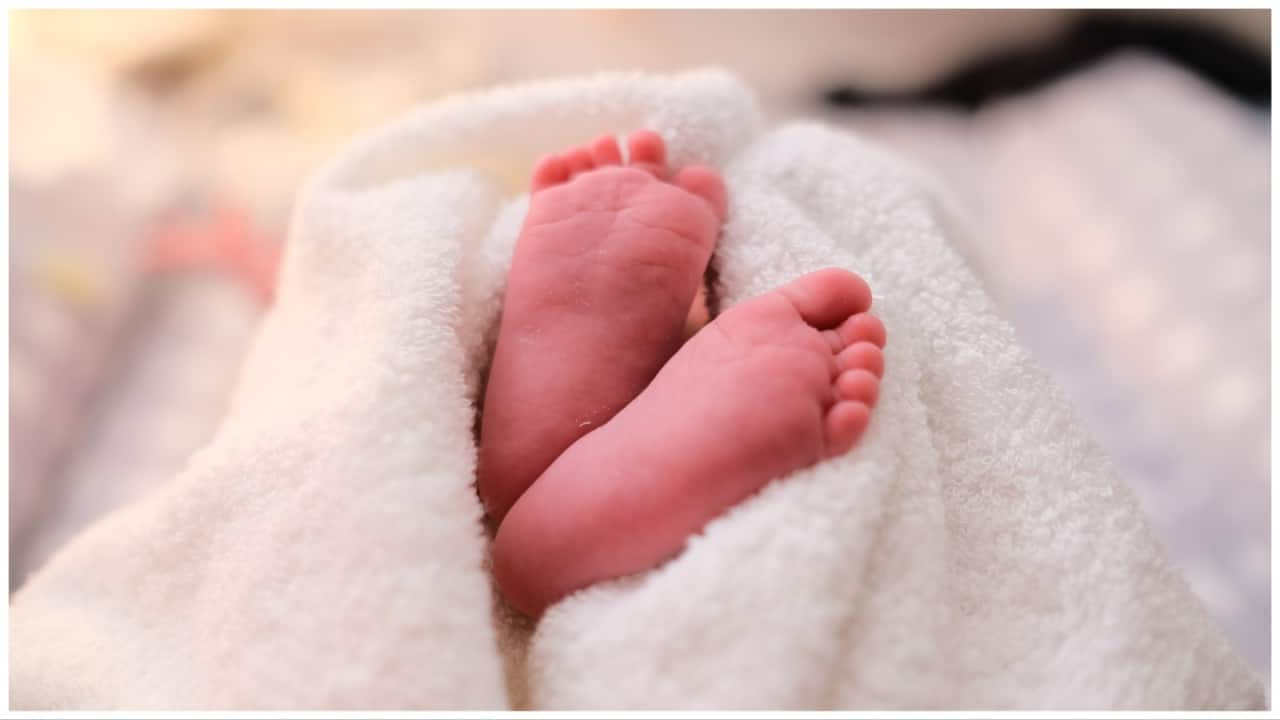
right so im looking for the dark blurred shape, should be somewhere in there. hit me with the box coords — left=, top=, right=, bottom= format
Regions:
left=123, top=22, right=231, bottom=95
left=825, top=11, right=1271, bottom=110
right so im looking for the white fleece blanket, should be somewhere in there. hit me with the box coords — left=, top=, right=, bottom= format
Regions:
left=9, top=69, right=1263, bottom=710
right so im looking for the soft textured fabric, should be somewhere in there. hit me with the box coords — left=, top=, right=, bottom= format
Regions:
left=9, top=69, right=1264, bottom=710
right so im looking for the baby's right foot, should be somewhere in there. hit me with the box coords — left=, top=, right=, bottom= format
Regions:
left=478, top=130, right=726, bottom=521
left=493, top=268, right=886, bottom=616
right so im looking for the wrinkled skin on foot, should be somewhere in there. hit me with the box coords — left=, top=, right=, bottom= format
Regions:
left=492, top=268, right=886, bottom=617
left=477, top=130, right=726, bottom=523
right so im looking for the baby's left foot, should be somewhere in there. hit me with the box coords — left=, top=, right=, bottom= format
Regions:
left=477, top=131, right=725, bottom=523
left=493, top=268, right=886, bottom=616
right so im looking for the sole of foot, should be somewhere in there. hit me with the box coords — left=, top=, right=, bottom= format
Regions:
left=493, top=267, right=886, bottom=616
left=478, top=130, right=728, bottom=522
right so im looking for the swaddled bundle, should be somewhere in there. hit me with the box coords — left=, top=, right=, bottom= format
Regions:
left=10, top=69, right=1264, bottom=710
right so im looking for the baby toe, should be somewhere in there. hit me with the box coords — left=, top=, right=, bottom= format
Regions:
left=779, top=268, right=872, bottom=331
left=825, top=401, right=871, bottom=457
left=834, top=313, right=886, bottom=349
left=564, top=147, right=594, bottom=177
left=627, top=129, right=667, bottom=176
left=837, top=342, right=884, bottom=378
left=530, top=154, right=570, bottom=192
left=836, top=368, right=880, bottom=407
left=590, top=134, right=623, bottom=166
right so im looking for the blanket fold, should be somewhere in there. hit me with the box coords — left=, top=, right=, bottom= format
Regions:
left=10, top=69, right=1264, bottom=711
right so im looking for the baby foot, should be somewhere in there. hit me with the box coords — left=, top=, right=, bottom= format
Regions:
left=478, top=130, right=727, bottom=522
left=493, top=268, right=886, bottom=616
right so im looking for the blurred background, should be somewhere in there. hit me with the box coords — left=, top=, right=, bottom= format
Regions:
left=9, top=9, right=1270, bottom=677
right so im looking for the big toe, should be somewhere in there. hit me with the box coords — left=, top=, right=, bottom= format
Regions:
left=777, top=268, right=873, bottom=330
left=675, top=166, right=728, bottom=220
